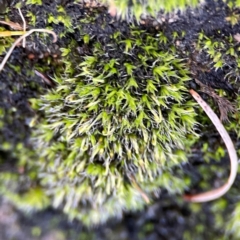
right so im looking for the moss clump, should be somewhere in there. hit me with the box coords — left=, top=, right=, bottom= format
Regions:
left=103, top=0, right=199, bottom=20
left=17, top=24, right=199, bottom=225
left=194, top=31, right=240, bottom=135
left=196, top=32, right=240, bottom=77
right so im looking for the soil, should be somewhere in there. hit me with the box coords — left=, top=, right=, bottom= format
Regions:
left=0, top=0, right=240, bottom=239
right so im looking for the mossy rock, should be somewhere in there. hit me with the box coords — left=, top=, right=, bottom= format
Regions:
left=1, top=0, right=240, bottom=237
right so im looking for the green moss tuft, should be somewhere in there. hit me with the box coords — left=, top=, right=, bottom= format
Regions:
left=16, top=25, right=199, bottom=225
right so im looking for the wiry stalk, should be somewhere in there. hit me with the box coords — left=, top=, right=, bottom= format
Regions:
left=184, top=89, right=238, bottom=202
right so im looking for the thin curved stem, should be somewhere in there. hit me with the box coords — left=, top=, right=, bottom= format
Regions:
left=184, top=89, right=238, bottom=202
left=18, top=8, right=26, bottom=48
left=0, top=29, right=57, bottom=71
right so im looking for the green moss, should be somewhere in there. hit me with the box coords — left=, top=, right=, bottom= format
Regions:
left=26, top=0, right=42, bottom=5
left=1, top=1, right=239, bottom=232
left=26, top=11, right=37, bottom=26
left=226, top=0, right=240, bottom=26
left=195, top=30, right=240, bottom=133
left=197, top=32, right=240, bottom=79
left=226, top=94, right=240, bottom=137
left=13, top=24, right=200, bottom=225
left=0, top=27, right=15, bottom=55
left=102, top=0, right=199, bottom=20
left=48, top=12, right=73, bottom=35
left=226, top=202, right=240, bottom=238
left=226, top=0, right=240, bottom=9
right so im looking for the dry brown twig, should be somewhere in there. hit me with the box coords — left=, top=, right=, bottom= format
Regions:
left=0, top=20, right=23, bottom=30
left=184, top=89, right=238, bottom=202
